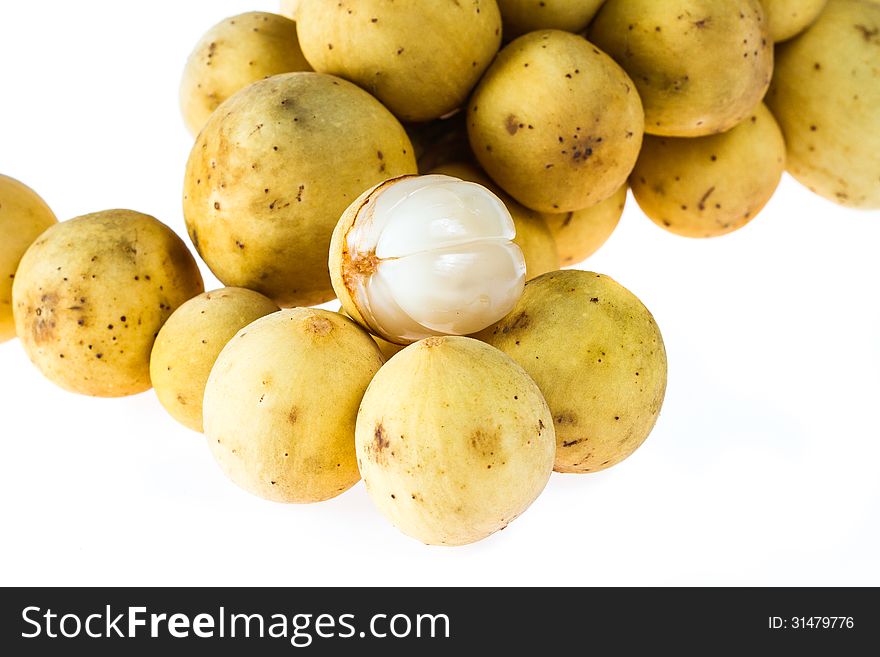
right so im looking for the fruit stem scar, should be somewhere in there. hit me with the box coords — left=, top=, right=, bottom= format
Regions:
left=350, top=251, right=380, bottom=276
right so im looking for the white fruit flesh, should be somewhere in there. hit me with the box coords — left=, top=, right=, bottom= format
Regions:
left=344, top=175, right=525, bottom=343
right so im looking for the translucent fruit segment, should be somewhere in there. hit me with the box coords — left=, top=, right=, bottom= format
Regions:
left=347, top=174, right=528, bottom=343
left=375, top=240, right=526, bottom=335
left=362, top=270, right=436, bottom=343
left=375, top=180, right=515, bottom=259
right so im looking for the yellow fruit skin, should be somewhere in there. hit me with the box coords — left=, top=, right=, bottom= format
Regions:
left=150, top=288, right=279, bottom=432
left=430, top=162, right=559, bottom=280
left=590, top=0, right=773, bottom=137
left=468, top=30, right=644, bottom=213
left=13, top=210, right=204, bottom=397
left=179, top=12, right=312, bottom=136
left=0, top=175, right=57, bottom=343
left=761, top=0, right=828, bottom=41
left=356, top=336, right=556, bottom=546
left=203, top=308, right=384, bottom=504
left=630, top=104, right=785, bottom=238
left=183, top=72, right=416, bottom=307
left=474, top=270, right=667, bottom=474
left=296, top=0, right=502, bottom=122
left=542, top=185, right=627, bottom=266
left=766, top=0, right=880, bottom=208
left=497, top=0, right=607, bottom=39
left=279, top=0, right=301, bottom=20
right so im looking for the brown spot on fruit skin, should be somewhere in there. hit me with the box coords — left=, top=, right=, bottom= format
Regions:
left=375, top=424, right=389, bottom=450
left=855, top=24, right=879, bottom=43
left=31, top=317, right=57, bottom=344
left=555, top=412, right=579, bottom=426
left=29, top=292, right=59, bottom=344
left=505, top=114, right=519, bottom=135
left=288, top=408, right=298, bottom=424
left=562, top=439, right=583, bottom=448
left=470, top=428, right=501, bottom=458
left=499, top=311, right=530, bottom=335
left=369, top=423, right=391, bottom=464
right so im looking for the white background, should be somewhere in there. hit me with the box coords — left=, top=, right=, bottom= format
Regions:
left=1, top=0, right=878, bottom=586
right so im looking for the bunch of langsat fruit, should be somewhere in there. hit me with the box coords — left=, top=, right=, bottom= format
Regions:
left=2, top=1, right=878, bottom=546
